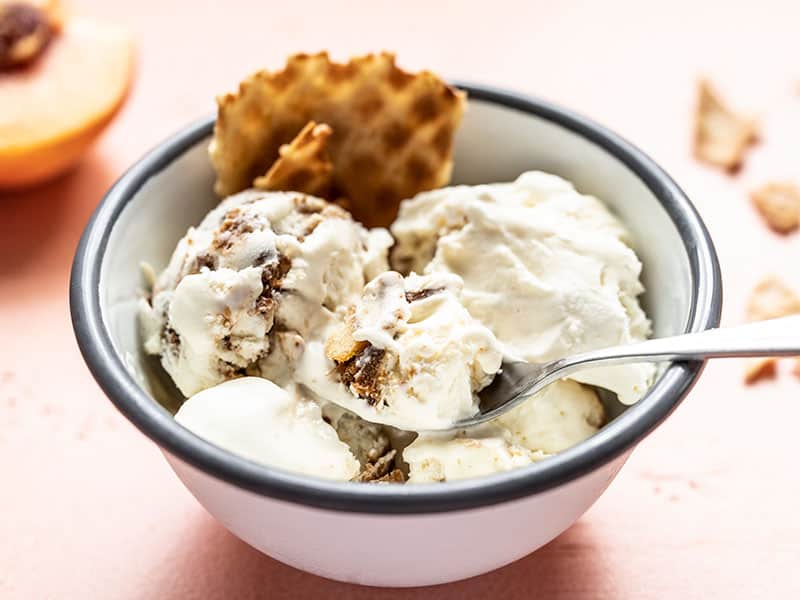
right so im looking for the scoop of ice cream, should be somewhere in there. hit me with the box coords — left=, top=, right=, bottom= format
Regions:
left=321, top=403, right=391, bottom=466
left=175, top=377, right=360, bottom=480
left=140, top=266, right=270, bottom=395
left=391, top=170, right=655, bottom=405
left=140, top=190, right=391, bottom=396
left=296, top=271, right=503, bottom=430
left=404, top=425, right=546, bottom=483
left=494, top=379, right=605, bottom=454
left=403, top=379, right=604, bottom=482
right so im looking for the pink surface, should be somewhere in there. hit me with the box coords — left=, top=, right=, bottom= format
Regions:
left=1, top=0, right=799, bottom=597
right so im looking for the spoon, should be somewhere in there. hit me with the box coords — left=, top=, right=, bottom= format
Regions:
left=447, top=315, right=800, bottom=430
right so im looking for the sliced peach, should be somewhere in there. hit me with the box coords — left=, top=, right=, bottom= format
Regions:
left=0, top=16, right=134, bottom=188
left=0, top=0, right=63, bottom=25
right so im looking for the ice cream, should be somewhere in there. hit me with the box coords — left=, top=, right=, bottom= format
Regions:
left=175, top=377, right=360, bottom=480
left=320, top=405, right=406, bottom=482
left=404, top=430, right=544, bottom=483
left=391, top=171, right=655, bottom=405
left=143, top=170, right=654, bottom=484
left=404, top=379, right=604, bottom=482
left=495, top=378, right=606, bottom=454
left=140, top=190, right=391, bottom=397
left=295, top=271, right=504, bottom=430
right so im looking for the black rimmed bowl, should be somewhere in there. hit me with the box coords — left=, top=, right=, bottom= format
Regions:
left=71, top=83, right=722, bottom=587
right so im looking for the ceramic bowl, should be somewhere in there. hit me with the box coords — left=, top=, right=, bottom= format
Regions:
left=71, top=83, right=722, bottom=587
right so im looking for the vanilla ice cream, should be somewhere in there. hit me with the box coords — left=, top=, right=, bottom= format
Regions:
left=146, top=170, right=655, bottom=484
left=403, top=379, right=604, bottom=482
left=404, top=430, right=545, bottom=483
left=296, top=271, right=503, bottom=430
left=391, top=171, right=655, bottom=405
left=140, top=190, right=391, bottom=396
left=495, top=379, right=605, bottom=454
left=175, top=377, right=359, bottom=480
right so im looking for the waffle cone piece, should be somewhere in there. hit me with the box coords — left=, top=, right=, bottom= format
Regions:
left=750, top=182, right=800, bottom=234
left=742, top=277, right=800, bottom=384
left=324, top=310, right=365, bottom=363
left=210, top=52, right=466, bottom=227
left=254, top=121, right=334, bottom=197
left=694, top=79, right=758, bottom=172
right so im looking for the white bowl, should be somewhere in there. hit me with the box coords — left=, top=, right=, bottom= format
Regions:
left=71, top=84, right=722, bottom=587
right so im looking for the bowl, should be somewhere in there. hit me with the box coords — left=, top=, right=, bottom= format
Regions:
left=70, top=83, right=722, bottom=587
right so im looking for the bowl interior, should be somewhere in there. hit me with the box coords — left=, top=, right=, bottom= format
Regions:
left=100, top=97, right=692, bottom=417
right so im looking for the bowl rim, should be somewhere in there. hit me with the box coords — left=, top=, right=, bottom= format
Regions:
left=70, top=83, right=722, bottom=514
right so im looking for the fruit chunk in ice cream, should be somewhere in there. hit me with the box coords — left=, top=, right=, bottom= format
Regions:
left=295, top=271, right=503, bottom=430
left=391, top=171, right=655, bottom=405
left=139, top=190, right=391, bottom=397
left=175, top=377, right=360, bottom=480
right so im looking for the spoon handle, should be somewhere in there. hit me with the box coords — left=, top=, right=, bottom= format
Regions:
left=559, top=315, right=800, bottom=374
left=459, top=316, right=800, bottom=431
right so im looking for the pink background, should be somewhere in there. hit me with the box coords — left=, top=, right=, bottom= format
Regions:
left=1, top=0, right=799, bottom=597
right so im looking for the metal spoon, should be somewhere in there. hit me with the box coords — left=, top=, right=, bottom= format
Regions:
left=448, top=315, right=800, bottom=430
